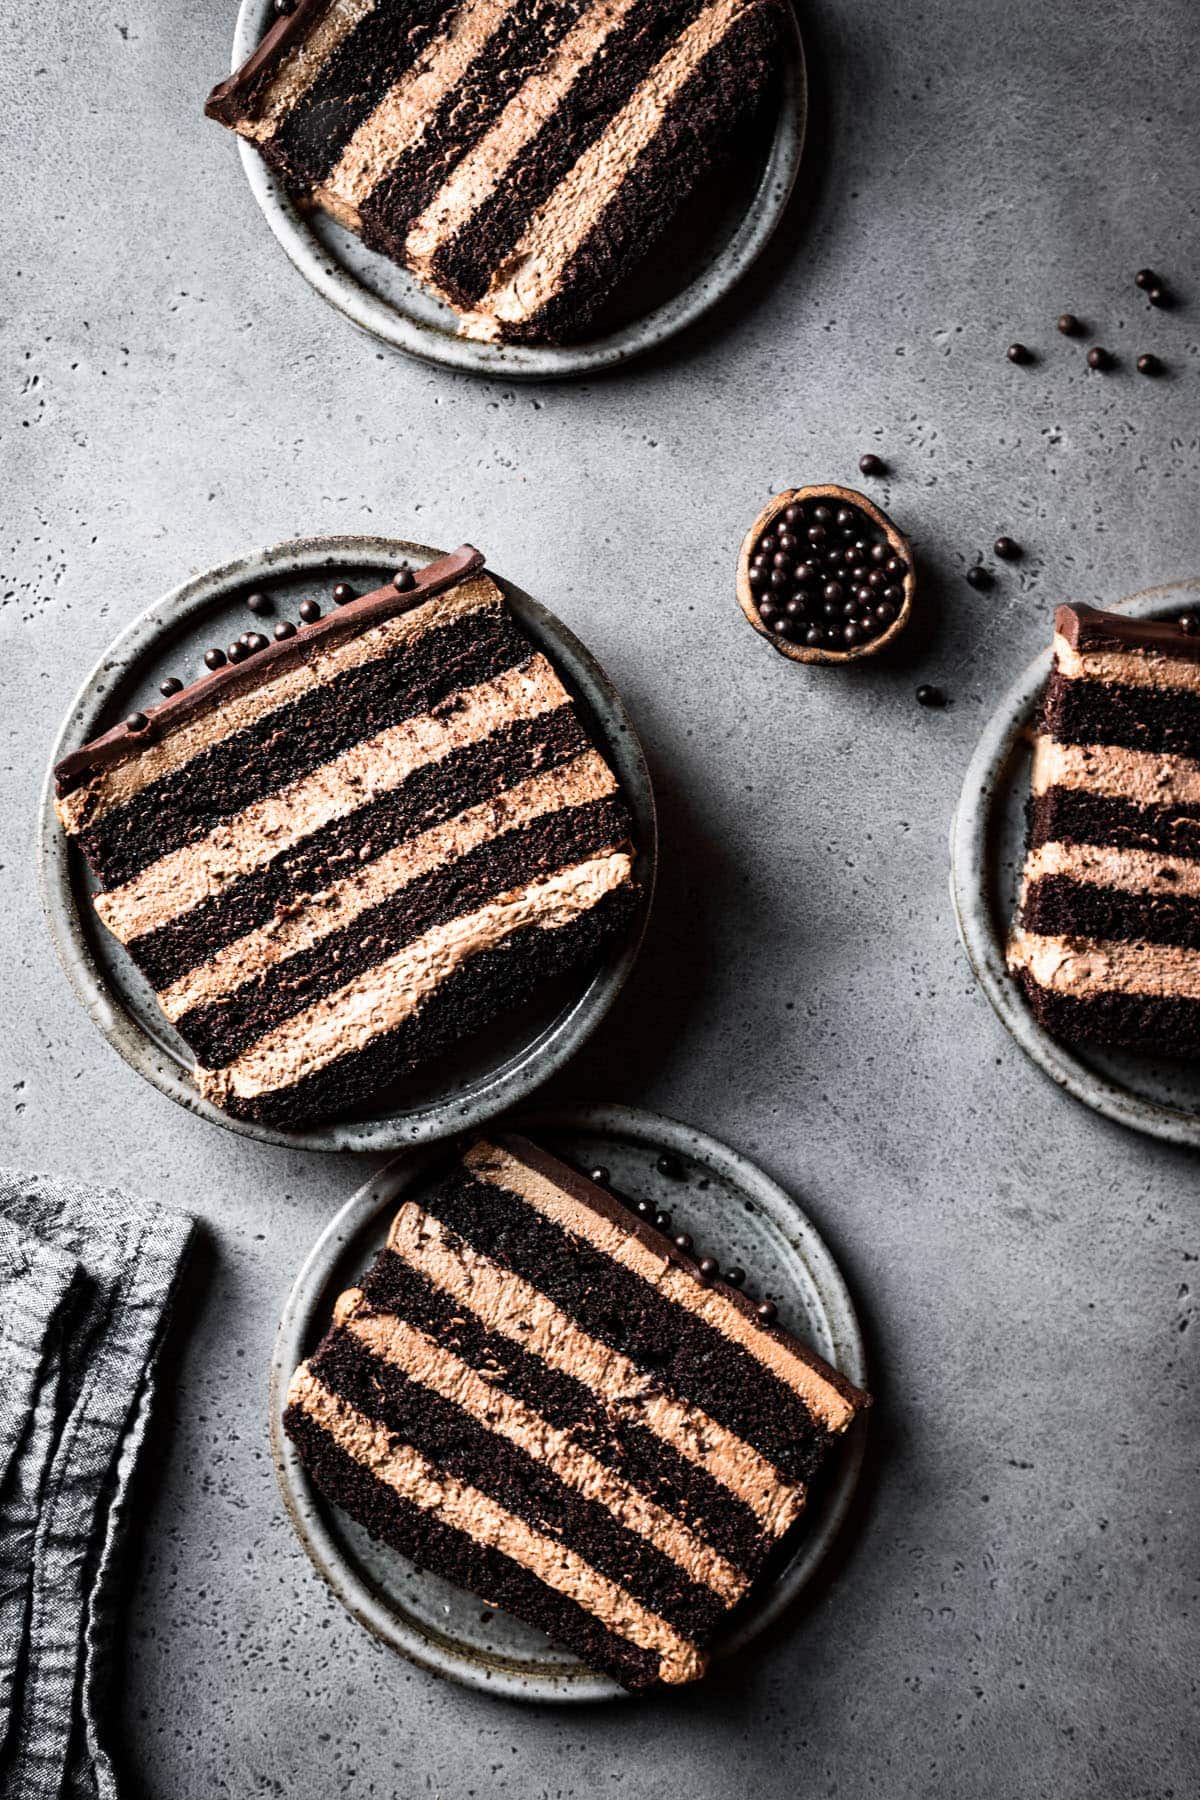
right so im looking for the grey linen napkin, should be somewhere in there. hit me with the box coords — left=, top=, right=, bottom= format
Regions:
left=0, top=1168, right=193, bottom=1800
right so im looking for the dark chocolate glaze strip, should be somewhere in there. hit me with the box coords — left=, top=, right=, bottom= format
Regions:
left=205, top=0, right=330, bottom=126
left=54, top=545, right=484, bottom=798
left=1057, top=602, right=1200, bottom=664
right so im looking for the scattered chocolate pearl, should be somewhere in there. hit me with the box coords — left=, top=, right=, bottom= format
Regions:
left=588, top=1165, right=609, bottom=1186
left=697, top=1257, right=719, bottom=1280
left=1057, top=313, right=1082, bottom=336
left=393, top=565, right=417, bottom=592
left=917, top=683, right=947, bottom=708
left=1086, top=346, right=1113, bottom=371
left=273, top=0, right=296, bottom=13
left=634, top=1198, right=654, bottom=1219
left=1147, top=286, right=1169, bottom=308
left=1006, top=343, right=1032, bottom=364
left=159, top=677, right=183, bottom=697
left=756, top=1300, right=778, bottom=1324
left=227, top=640, right=249, bottom=664
left=993, top=536, right=1021, bottom=560
left=655, top=1152, right=684, bottom=1180
left=1136, top=353, right=1163, bottom=376
left=246, top=591, right=271, bottom=616
left=653, top=1210, right=672, bottom=1231
left=298, top=598, right=322, bottom=623
left=273, top=620, right=297, bottom=640
left=965, top=565, right=992, bottom=590
left=673, top=1233, right=693, bottom=1252
left=332, top=581, right=356, bottom=606
left=1178, top=614, right=1200, bottom=636
left=725, top=1267, right=745, bottom=1287
left=858, top=453, right=885, bottom=477
left=1135, top=268, right=1158, bottom=291
left=125, top=711, right=149, bottom=733
left=204, top=647, right=226, bottom=670
left=244, top=632, right=270, bottom=653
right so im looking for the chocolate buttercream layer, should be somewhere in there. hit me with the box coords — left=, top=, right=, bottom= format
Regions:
left=284, top=1136, right=868, bottom=1687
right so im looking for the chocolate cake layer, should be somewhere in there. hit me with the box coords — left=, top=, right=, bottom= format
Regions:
left=284, top=1135, right=869, bottom=1688
left=1009, top=604, right=1200, bottom=1054
left=56, top=555, right=639, bottom=1128
left=206, top=0, right=781, bottom=345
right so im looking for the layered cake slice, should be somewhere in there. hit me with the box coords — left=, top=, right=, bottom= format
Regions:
left=54, top=550, right=638, bottom=1127
left=284, top=1135, right=869, bottom=1689
left=1009, top=603, right=1200, bottom=1054
left=205, top=0, right=781, bottom=345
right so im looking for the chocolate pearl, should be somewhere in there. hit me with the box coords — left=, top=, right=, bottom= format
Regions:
left=993, top=536, right=1021, bottom=560
left=916, top=683, right=947, bottom=707
left=246, top=591, right=271, bottom=616
left=782, top=504, right=801, bottom=526
left=1135, top=268, right=1158, bottom=290
left=769, top=567, right=790, bottom=590
left=298, top=598, right=322, bottom=622
left=673, top=1233, right=693, bottom=1251
left=697, top=1257, right=719, bottom=1281
left=882, top=585, right=903, bottom=605
left=886, top=556, right=907, bottom=577
left=823, top=600, right=840, bottom=619
left=812, top=504, right=832, bottom=524
left=806, top=525, right=827, bottom=545
left=125, top=711, right=149, bottom=732
left=758, top=595, right=779, bottom=620
left=759, top=533, right=777, bottom=553
left=159, top=677, right=183, bottom=697
left=777, top=531, right=798, bottom=554
left=825, top=626, right=843, bottom=646
left=1148, top=286, right=1169, bottom=308
left=870, top=542, right=888, bottom=564
left=273, top=0, right=296, bottom=14
left=965, top=565, right=992, bottom=590
left=794, top=563, right=816, bottom=585
left=805, top=626, right=823, bottom=646
left=635, top=1199, right=654, bottom=1219
left=875, top=601, right=896, bottom=623
left=1137, top=353, right=1162, bottom=375
left=844, top=622, right=862, bottom=645
left=204, top=647, right=226, bottom=670
left=785, top=597, right=808, bottom=619
left=393, top=565, right=416, bottom=592
left=842, top=598, right=858, bottom=617
left=725, top=1267, right=745, bottom=1287
left=245, top=632, right=269, bottom=652
left=772, top=553, right=792, bottom=573
left=771, top=617, right=795, bottom=638
left=1178, top=614, right=1200, bottom=636
left=856, top=585, right=874, bottom=606
left=653, top=1210, right=672, bottom=1231
left=858, top=453, right=885, bottom=476
left=655, top=1153, right=683, bottom=1185
left=227, top=640, right=249, bottom=664
left=824, top=580, right=843, bottom=602
left=588, top=1166, right=610, bottom=1186
left=1006, top=343, right=1032, bottom=364
left=756, top=1300, right=777, bottom=1324
left=836, top=507, right=855, bottom=528
left=1087, top=346, right=1113, bottom=370
left=868, top=569, right=888, bottom=591
left=273, top=620, right=296, bottom=640
left=748, top=564, right=768, bottom=589
left=332, top=582, right=356, bottom=606
left=1057, top=313, right=1082, bottom=336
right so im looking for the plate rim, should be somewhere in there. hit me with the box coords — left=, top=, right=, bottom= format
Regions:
left=37, top=536, right=657, bottom=1153
left=268, top=1102, right=870, bottom=1704
left=228, top=0, right=807, bottom=380
left=950, top=575, right=1200, bottom=1147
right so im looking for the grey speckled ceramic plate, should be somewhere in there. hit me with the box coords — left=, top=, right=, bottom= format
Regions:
left=38, top=538, right=655, bottom=1153
left=228, top=0, right=806, bottom=379
left=269, top=1105, right=870, bottom=1703
left=951, top=577, right=1200, bottom=1146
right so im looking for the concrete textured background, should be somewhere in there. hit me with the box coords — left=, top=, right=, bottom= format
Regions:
left=3, top=0, right=1199, bottom=1794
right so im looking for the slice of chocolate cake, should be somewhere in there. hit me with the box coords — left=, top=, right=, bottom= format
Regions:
left=54, top=550, right=638, bottom=1128
left=205, top=0, right=781, bottom=345
left=1009, top=603, right=1200, bottom=1055
left=284, top=1134, right=869, bottom=1689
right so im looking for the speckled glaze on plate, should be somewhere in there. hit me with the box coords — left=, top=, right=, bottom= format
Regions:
left=38, top=538, right=655, bottom=1153
left=227, top=0, right=806, bottom=380
left=269, top=1104, right=870, bottom=1703
left=951, top=577, right=1200, bottom=1146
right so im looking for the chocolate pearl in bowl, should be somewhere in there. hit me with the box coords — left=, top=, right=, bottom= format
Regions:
left=736, top=484, right=915, bottom=665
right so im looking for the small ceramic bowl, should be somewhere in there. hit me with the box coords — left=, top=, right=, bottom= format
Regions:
left=736, top=484, right=915, bottom=664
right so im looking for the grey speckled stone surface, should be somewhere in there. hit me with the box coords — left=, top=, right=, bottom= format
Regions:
left=2, top=1, right=1198, bottom=1795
